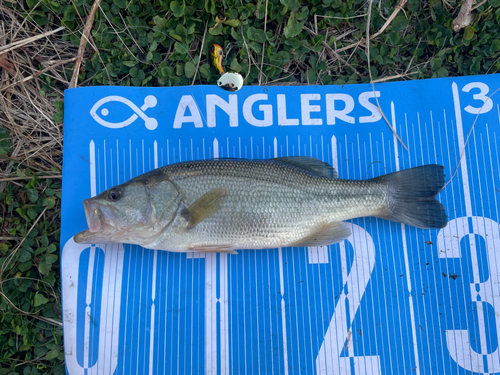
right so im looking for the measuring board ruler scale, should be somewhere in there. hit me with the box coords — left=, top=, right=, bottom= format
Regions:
left=61, top=75, right=500, bottom=375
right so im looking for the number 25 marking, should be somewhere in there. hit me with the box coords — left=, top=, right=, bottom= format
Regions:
left=462, top=82, right=493, bottom=114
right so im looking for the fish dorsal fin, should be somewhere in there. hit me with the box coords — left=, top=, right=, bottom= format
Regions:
left=292, top=222, right=351, bottom=247
left=274, top=156, right=337, bottom=178
left=183, top=188, right=227, bottom=229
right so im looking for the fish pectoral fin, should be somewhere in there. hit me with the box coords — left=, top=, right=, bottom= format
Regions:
left=184, top=187, right=228, bottom=229
left=189, top=245, right=238, bottom=255
left=292, top=222, right=351, bottom=247
left=274, top=156, right=338, bottom=178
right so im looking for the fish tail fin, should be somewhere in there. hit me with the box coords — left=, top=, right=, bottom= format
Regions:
left=373, top=164, right=448, bottom=229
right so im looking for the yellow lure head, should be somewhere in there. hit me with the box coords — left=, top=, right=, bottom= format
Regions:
left=209, top=44, right=225, bottom=75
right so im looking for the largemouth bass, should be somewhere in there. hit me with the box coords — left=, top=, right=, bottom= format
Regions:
left=74, top=157, right=447, bottom=254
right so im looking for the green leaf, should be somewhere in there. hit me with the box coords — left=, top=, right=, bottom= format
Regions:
left=209, top=23, right=223, bottom=35
left=26, top=189, right=38, bottom=203
left=430, top=57, right=441, bottom=71
left=29, top=11, right=48, bottom=26
left=0, top=128, right=11, bottom=156
left=42, top=198, right=55, bottom=209
left=491, top=39, right=500, bottom=53
left=33, top=292, right=49, bottom=307
left=388, top=32, right=400, bottom=45
left=463, top=26, right=474, bottom=41
left=63, top=6, right=76, bottom=22
left=52, top=112, right=64, bottom=122
left=489, top=0, right=500, bottom=5
left=437, top=67, right=448, bottom=77
left=205, top=0, right=215, bottom=13
left=176, top=63, right=184, bottom=76
left=223, top=19, right=240, bottom=27
left=43, top=271, right=57, bottom=287
left=391, top=15, right=407, bottom=32
left=170, top=34, right=183, bottom=42
left=41, top=234, right=49, bottom=247
left=129, top=67, right=138, bottom=77
left=284, top=13, right=304, bottom=38
left=229, top=59, right=242, bottom=72
left=174, top=42, right=189, bottom=54
left=113, top=0, right=127, bottom=9
left=18, top=249, right=32, bottom=263
left=34, top=346, right=48, bottom=358
left=184, top=61, right=196, bottom=79
left=248, top=27, right=266, bottom=43
left=45, top=254, right=58, bottom=265
left=47, top=244, right=57, bottom=254
left=152, top=52, right=162, bottom=63
left=186, top=23, right=195, bottom=35
left=39, top=261, right=52, bottom=276
left=153, top=15, right=168, bottom=28
left=170, top=1, right=185, bottom=17
left=45, top=349, right=60, bottom=361
left=18, top=261, right=32, bottom=273
left=199, top=64, right=210, bottom=78
left=27, top=208, right=37, bottom=220
left=159, top=65, right=172, bottom=78
left=280, top=0, right=298, bottom=9
left=54, top=101, right=64, bottom=111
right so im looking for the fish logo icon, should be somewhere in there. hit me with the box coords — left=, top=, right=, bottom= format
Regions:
left=90, top=95, right=158, bottom=130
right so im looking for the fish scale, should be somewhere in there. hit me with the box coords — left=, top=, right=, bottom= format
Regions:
left=146, top=159, right=387, bottom=251
left=74, top=158, right=448, bottom=253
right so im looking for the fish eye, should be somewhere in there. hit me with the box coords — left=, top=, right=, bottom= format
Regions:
left=108, top=188, right=121, bottom=201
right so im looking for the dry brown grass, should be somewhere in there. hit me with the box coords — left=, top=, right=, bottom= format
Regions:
left=0, top=5, right=79, bottom=189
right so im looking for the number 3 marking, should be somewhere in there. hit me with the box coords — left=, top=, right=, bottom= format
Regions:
left=463, top=82, right=493, bottom=114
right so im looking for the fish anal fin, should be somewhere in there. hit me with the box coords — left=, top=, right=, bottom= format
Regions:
left=292, top=222, right=351, bottom=247
left=184, top=188, right=227, bottom=229
left=189, top=245, right=238, bottom=255
left=274, top=156, right=337, bottom=178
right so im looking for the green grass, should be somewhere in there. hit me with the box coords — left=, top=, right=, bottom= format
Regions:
left=15, top=0, right=500, bottom=88
left=1, top=0, right=500, bottom=373
left=0, top=173, right=64, bottom=374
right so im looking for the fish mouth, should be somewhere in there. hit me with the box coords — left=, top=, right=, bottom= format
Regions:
left=74, top=199, right=116, bottom=244
left=74, top=229, right=115, bottom=244
left=83, top=199, right=104, bottom=232
left=83, top=199, right=116, bottom=233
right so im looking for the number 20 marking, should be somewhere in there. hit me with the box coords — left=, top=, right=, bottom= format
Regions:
left=462, top=82, right=493, bottom=114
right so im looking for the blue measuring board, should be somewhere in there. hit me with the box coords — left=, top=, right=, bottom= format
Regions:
left=61, top=75, right=500, bottom=375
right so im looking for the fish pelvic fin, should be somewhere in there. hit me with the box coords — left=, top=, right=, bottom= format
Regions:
left=189, top=245, right=238, bottom=254
left=184, top=187, right=227, bottom=230
left=374, top=164, right=448, bottom=229
left=292, top=222, right=351, bottom=247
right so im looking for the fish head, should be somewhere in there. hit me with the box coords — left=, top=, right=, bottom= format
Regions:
left=74, top=177, right=182, bottom=246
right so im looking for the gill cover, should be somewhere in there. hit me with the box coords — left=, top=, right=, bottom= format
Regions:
left=148, top=180, right=182, bottom=224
